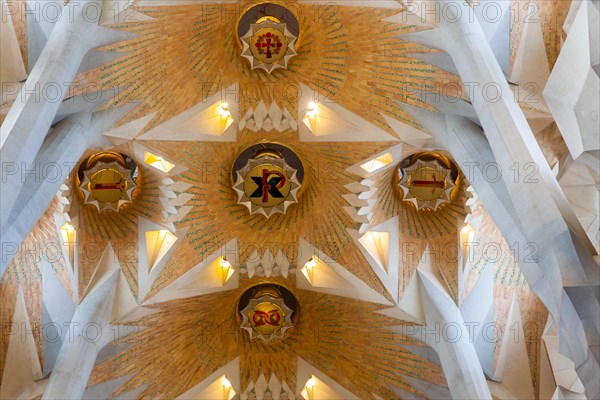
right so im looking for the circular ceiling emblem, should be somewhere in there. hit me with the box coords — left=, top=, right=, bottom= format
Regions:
left=233, top=145, right=302, bottom=218
left=247, top=300, right=286, bottom=336
left=239, top=285, right=296, bottom=342
left=88, top=168, right=129, bottom=204
left=241, top=18, right=297, bottom=73
left=398, top=155, right=456, bottom=211
left=243, top=163, right=291, bottom=208
left=79, top=153, right=137, bottom=212
left=250, top=27, right=288, bottom=64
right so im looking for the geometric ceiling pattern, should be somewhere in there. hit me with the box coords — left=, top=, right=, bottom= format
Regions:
left=1, top=0, right=597, bottom=399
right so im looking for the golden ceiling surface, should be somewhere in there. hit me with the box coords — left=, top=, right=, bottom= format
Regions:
left=0, top=0, right=574, bottom=399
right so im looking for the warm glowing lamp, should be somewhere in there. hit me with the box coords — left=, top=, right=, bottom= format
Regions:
left=144, top=151, right=175, bottom=173
left=360, top=152, right=394, bottom=173
left=301, top=376, right=316, bottom=400
left=146, top=229, right=177, bottom=271
left=459, top=224, right=475, bottom=268
left=303, top=101, right=318, bottom=133
left=217, top=256, right=234, bottom=285
left=220, top=376, right=235, bottom=400
left=60, top=222, right=76, bottom=264
left=219, top=102, right=233, bottom=132
left=220, top=102, right=229, bottom=115
left=301, top=256, right=317, bottom=285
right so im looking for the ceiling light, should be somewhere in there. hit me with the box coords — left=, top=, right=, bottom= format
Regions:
left=60, top=222, right=76, bottom=264
left=303, top=102, right=319, bottom=134
left=302, top=376, right=317, bottom=400
left=460, top=224, right=475, bottom=245
left=144, top=151, right=175, bottom=174
left=220, top=102, right=229, bottom=115
left=360, top=153, right=394, bottom=173
left=220, top=376, right=235, bottom=400
left=306, top=102, right=318, bottom=121
left=218, top=102, right=233, bottom=132
left=146, top=229, right=177, bottom=272
left=460, top=224, right=476, bottom=269
left=301, top=256, right=317, bottom=285
left=221, top=376, right=231, bottom=389
left=217, top=256, right=234, bottom=285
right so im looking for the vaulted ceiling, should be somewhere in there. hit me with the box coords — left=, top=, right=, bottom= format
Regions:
left=1, top=0, right=597, bottom=399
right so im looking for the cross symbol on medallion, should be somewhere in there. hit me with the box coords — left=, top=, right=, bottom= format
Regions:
left=255, top=32, right=283, bottom=59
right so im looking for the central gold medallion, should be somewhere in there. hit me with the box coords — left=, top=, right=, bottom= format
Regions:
left=398, top=154, right=457, bottom=211
left=240, top=285, right=295, bottom=342
left=240, top=18, right=297, bottom=74
left=78, top=153, right=137, bottom=212
left=247, top=301, right=286, bottom=336
left=407, top=166, right=448, bottom=202
left=243, top=163, right=291, bottom=208
left=249, top=27, right=289, bottom=65
left=232, top=146, right=302, bottom=218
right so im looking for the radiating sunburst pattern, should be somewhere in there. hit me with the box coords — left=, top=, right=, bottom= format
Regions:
left=89, top=278, right=446, bottom=399
left=366, top=155, right=469, bottom=301
left=140, top=130, right=398, bottom=300
left=0, top=0, right=579, bottom=398
left=72, top=0, right=463, bottom=135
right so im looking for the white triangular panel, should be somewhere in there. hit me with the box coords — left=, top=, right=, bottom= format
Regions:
left=359, top=231, right=390, bottom=273
left=103, top=113, right=156, bottom=145
left=298, top=83, right=398, bottom=142
left=138, top=218, right=190, bottom=301
left=145, top=239, right=239, bottom=304
left=254, top=374, right=268, bottom=399
left=490, top=293, right=535, bottom=399
left=510, top=6, right=550, bottom=111
left=415, top=244, right=453, bottom=301
left=177, top=357, right=240, bottom=400
left=302, top=103, right=360, bottom=135
left=383, top=115, right=432, bottom=148
left=350, top=217, right=400, bottom=302
left=0, top=289, right=46, bottom=399
left=139, top=85, right=238, bottom=142
left=145, top=229, right=178, bottom=271
left=296, top=357, right=359, bottom=400
left=112, top=269, right=138, bottom=322
left=346, top=143, right=407, bottom=179
left=131, top=142, right=188, bottom=177
left=1, top=1, right=27, bottom=85
left=83, top=244, right=121, bottom=300
left=297, top=239, right=391, bottom=305
left=301, top=257, right=353, bottom=290
left=377, top=263, right=425, bottom=324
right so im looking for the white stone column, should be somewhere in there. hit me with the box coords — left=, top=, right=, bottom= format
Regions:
left=399, top=1, right=600, bottom=395
left=0, top=105, right=133, bottom=276
left=397, top=251, right=493, bottom=399
left=0, top=0, right=130, bottom=233
left=410, top=107, right=600, bottom=398
left=42, top=270, right=118, bottom=399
